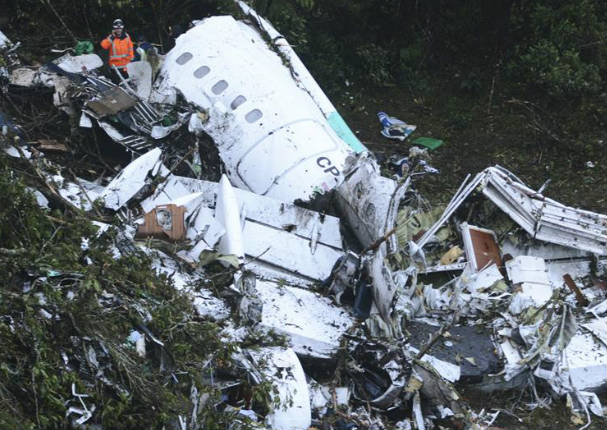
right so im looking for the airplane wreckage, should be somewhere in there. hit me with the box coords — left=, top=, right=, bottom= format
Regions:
left=1, top=2, right=606, bottom=429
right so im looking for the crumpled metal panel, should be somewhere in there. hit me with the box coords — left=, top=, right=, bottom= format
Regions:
left=481, top=166, right=607, bottom=255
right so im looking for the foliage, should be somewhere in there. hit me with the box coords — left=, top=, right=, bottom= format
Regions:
left=0, top=154, right=245, bottom=428
left=508, top=0, right=606, bottom=97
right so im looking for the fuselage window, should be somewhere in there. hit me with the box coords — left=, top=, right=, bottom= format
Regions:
left=231, top=95, right=246, bottom=110
left=212, top=80, right=228, bottom=95
left=176, top=52, right=193, bottom=65
left=193, top=66, right=210, bottom=78
left=245, top=109, right=263, bottom=123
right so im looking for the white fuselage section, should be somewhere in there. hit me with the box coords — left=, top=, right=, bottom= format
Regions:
left=154, top=16, right=353, bottom=202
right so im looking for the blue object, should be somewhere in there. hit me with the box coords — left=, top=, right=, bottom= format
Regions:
left=377, top=111, right=393, bottom=128
left=353, top=280, right=372, bottom=320
left=377, top=111, right=416, bottom=141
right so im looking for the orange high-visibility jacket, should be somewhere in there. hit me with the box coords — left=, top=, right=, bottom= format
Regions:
left=101, top=33, right=134, bottom=70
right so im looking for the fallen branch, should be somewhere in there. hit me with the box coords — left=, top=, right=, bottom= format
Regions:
left=41, top=0, right=78, bottom=44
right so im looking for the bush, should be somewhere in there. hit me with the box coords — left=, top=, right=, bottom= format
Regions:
left=518, top=40, right=601, bottom=96
left=508, top=0, right=606, bottom=98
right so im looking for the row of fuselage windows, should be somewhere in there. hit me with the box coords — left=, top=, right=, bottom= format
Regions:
left=175, top=52, right=263, bottom=124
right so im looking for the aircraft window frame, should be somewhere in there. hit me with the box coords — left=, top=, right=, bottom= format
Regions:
left=230, top=95, right=247, bottom=110
left=245, top=109, right=263, bottom=123
left=175, top=52, right=193, bottom=65
left=211, top=80, right=228, bottom=95
left=193, top=66, right=210, bottom=78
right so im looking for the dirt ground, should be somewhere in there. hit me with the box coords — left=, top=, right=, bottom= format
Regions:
left=335, top=81, right=607, bottom=214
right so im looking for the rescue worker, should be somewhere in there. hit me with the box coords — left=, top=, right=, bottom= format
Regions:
left=133, top=35, right=162, bottom=79
left=100, top=19, right=134, bottom=80
left=133, top=35, right=153, bottom=62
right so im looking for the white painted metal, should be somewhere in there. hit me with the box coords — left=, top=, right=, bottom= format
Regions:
left=249, top=347, right=311, bottom=430
left=256, top=280, right=354, bottom=359
left=243, top=220, right=342, bottom=282
left=562, top=330, right=607, bottom=391
left=481, top=166, right=607, bottom=255
left=141, top=175, right=343, bottom=248
left=506, top=256, right=551, bottom=285
left=126, top=61, right=152, bottom=100
left=154, top=16, right=353, bottom=202
left=335, top=156, right=408, bottom=250
left=236, top=2, right=366, bottom=153
left=0, top=30, right=11, bottom=48
left=140, top=175, right=345, bottom=282
left=415, top=166, right=606, bottom=257
left=506, top=256, right=554, bottom=313
left=53, top=175, right=104, bottom=211
left=55, top=53, right=103, bottom=73
left=215, top=175, right=245, bottom=263
left=100, top=148, right=166, bottom=210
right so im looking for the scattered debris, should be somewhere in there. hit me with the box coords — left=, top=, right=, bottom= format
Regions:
left=377, top=111, right=417, bottom=141
left=1, top=3, right=606, bottom=429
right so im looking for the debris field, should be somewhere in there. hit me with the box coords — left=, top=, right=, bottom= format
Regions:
left=1, top=2, right=606, bottom=429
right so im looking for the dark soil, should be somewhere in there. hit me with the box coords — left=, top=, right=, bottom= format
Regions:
left=335, top=80, right=607, bottom=213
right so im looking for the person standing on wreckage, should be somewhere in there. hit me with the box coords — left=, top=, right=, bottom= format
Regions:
left=100, top=19, right=134, bottom=82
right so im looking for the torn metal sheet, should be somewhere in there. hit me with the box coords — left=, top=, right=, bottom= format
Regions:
left=582, top=317, right=607, bottom=347
left=480, top=166, right=607, bottom=255
left=141, top=174, right=345, bottom=283
left=506, top=256, right=555, bottom=313
left=153, top=15, right=353, bottom=203
left=141, top=175, right=343, bottom=249
left=369, top=244, right=397, bottom=321
left=215, top=175, right=245, bottom=264
left=249, top=347, right=311, bottom=430
left=412, top=361, right=464, bottom=415
left=335, top=155, right=408, bottom=250
left=255, top=280, right=354, bottom=359
left=459, top=262, right=504, bottom=293
left=86, top=85, right=138, bottom=116
left=148, top=249, right=230, bottom=320
left=79, top=111, right=93, bottom=128
left=96, top=120, right=153, bottom=153
left=237, top=1, right=365, bottom=154
left=54, top=53, right=103, bottom=73
left=126, top=61, right=152, bottom=100
left=411, top=166, right=607, bottom=262
left=100, top=148, right=167, bottom=210
left=27, top=187, right=49, bottom=209
left=0, top=30, right=11, bottom=49
left=540, top=328, right=607, bottom=392
left=405, top=345, right=461, bottom=383
left=243, top=220, right=343, bottom=282
left=51, top=174, right=103, bottom=211
left=9, top=66, right=40, bottom=87
left=164, top=193, right=225, bottom=262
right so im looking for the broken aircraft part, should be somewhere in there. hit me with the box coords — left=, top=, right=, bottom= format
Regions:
left=153, top=15, right=355, bottom=203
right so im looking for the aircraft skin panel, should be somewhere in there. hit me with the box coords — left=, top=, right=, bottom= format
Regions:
left=236, top=119, right=344, bottom=195
left=238, top=1, right=366, bottom=154
left=155, top=15, right=352, bottom=202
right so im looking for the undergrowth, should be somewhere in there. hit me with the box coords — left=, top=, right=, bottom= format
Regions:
left=0, top=153, right=253, bottom=429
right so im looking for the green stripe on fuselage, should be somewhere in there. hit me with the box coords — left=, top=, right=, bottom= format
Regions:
left=327, top=111, right=366, bottom=153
